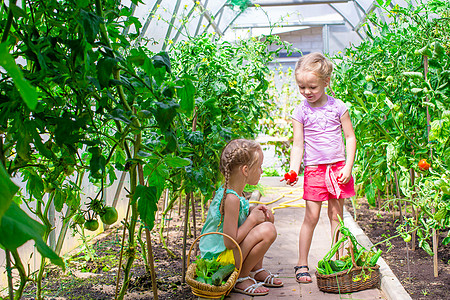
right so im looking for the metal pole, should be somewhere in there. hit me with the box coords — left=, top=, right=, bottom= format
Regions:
left=162, top=0, right=182, bottom=51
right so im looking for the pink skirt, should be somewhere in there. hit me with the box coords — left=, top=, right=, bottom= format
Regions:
left=303, top=161, right=355, bottom=202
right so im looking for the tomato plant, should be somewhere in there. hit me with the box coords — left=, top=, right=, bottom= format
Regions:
left=0, top=0, right=285, bottom=298
left=100, top=207, right=118, bottom=225
left=418, top=159, right=430, bottom=171
left=331, top=0, right=450, bottom=256
left=84, top=219, right=99, bottom=232
left=72, top=214, right=86, bottom=225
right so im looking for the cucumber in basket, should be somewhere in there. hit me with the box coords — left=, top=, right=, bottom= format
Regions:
left=211, top=264, right=235, bottom=286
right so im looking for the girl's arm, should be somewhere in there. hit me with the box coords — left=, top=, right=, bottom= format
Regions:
left=339, top=111, right=356, bottom=184
left=288, top=119, right=304, bottom=184
left=222, top=194, right=266, bottom=249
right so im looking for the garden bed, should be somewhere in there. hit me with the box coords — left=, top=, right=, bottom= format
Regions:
left=22, top=208, right=199, bottom=300
left=345, top=200, right=450, bottom=300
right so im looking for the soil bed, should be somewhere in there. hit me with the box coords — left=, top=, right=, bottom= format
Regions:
left=345, top=200, right=450, bottom=300
left=22, top=208, right=199, bottom=300
left=18, top=198, right=449, bottom=300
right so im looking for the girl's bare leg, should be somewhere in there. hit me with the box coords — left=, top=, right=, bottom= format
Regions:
left=328, top=198, right=345, bottom=255
left=233, top=222, right=277, bottom=292
left=296, top=200, right=322, bottom=282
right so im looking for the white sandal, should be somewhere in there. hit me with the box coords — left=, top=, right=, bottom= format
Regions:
left=253, top=268, right=284, bottom=287
left=233, top=276, right=268, bottom=296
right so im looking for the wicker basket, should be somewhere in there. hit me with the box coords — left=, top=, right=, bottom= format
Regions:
left=316, top=234, right=381, bottom=294
left=185, top=232, right=243, bottom=299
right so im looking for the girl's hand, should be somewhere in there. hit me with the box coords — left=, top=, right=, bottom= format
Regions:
left=280, top=170, right=298, bottom=186
left=258, top=205, right=274, bottom=222
left=261, top=206, right=274, bottom=223
left=338, top=165, right=352, bottom=184
left=249, top=206, right=267, bottom=225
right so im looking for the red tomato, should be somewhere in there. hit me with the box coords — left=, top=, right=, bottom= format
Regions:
left=418, top=159, right=430, bottom=171
left=284, top=170, right=297, bottom=182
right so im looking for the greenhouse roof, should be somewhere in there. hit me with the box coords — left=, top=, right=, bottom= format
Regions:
left=122, top=0, right=414, bottom=53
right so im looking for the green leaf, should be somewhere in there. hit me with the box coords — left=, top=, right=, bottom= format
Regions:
left=177, top=79, right=196, bottom=117
left=0, top=43, right=37, bottom=110
left=164, top=156, right=191, bottom=168
left=107, top=109, right=132, bottom=124
left=152, top=100, right=180, bottom=131
left=89, top=147, right=106, bottom=178
left=30, top=124, right=55, bottom=160
left=212, top=81, right=227, bottom=95
left=54, top=190, right=65, bottom=212
left=0, top=203, right=65, bottom=270
left=10, top=4, right=29, bottom=19
left=365, top=182, right=377, bottom=207
left=96, top=57, right=117, bottom=88
left=80, top=9, right=102, bottom=43
left=143, top=161, right=168, bottom=197
left=135, top=185, right=160, bottom=230
left=152, top=52, right=171, bottom=73
left=420, top=240, right=434, bottom=256
left=402, top=72, right=423, bottom=79
left=443, top=237, right=450, bottom=246
left=386, top=143, right=398, bottom=167
left=434, top=207, right=447, bottom=222
left=0, top=164, right=19, bottom=222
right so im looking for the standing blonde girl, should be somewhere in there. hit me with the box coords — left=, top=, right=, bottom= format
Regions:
left=200, top=139, right=283, bottom=296
left=282, top=52, right=356, bottom=283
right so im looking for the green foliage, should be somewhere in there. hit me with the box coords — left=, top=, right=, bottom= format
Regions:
left=0, top=43, right=37, bottom=110
left=0, top=163, right=18, bottom=221
left=263, top=167, right=280, bottom=177
left=0, top=203, right=65, bottom=270
left=193, top=257, right=234, bottom=285
left=135, top=184, right=160, bottom=231
left=331, top=0, right=450, bottom=255
left=227, top=0, right=252, bottom=12
left=244, top=183, right=264, bottom=196
left=0, top=0, right=288, bottom=297
left=317, top=217, right=381, bottom=275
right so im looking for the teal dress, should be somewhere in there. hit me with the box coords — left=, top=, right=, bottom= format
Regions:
left=199, top=186, right=249, bottom=259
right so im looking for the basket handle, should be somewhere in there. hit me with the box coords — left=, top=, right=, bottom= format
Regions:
left=332, top=229, right=357, bottom=267
left=187, top=232, right=243, bottom=273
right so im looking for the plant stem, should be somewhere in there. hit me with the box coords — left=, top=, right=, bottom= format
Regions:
left=137, top=161, right=159, bottom=299
left=5, top=249, right=14, bottom=300
left=1, top=0, right=17, bottom=42
left=117, top=134, right=140, bottom=299
left=182, top=192, right=190, bottom=283
left=116, top=176, right=137, bottom=300
left=114, top=194, right=132, bottom=299
left=36, top=193, right=54, bottom=300
left=371, top=227, right=418, bottom=250
left=10, top=249, right=28, bottom=300
left=0, top=132, right=6, bottom=169
left=145, top=227, right=158, bottom=300
left=137, top=226, right=149, bottom=272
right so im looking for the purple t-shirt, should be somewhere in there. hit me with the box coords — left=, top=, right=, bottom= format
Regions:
left=292, top=95, right=348, bottom=166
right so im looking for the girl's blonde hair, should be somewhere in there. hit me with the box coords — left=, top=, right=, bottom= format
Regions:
left=295, top=52, right=333, bottom=83
left=219, top=139, right=261, bottom=215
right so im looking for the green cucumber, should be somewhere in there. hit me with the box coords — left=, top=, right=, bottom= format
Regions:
left=211, top=264, right=235, bottom=286
left=329, top=260, right=340, bottom=272
left=334, top=259, right=347, bottom=270
left=369, top=249, right=382, bottom=266
left=196, top=276, right=206, bottom=283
